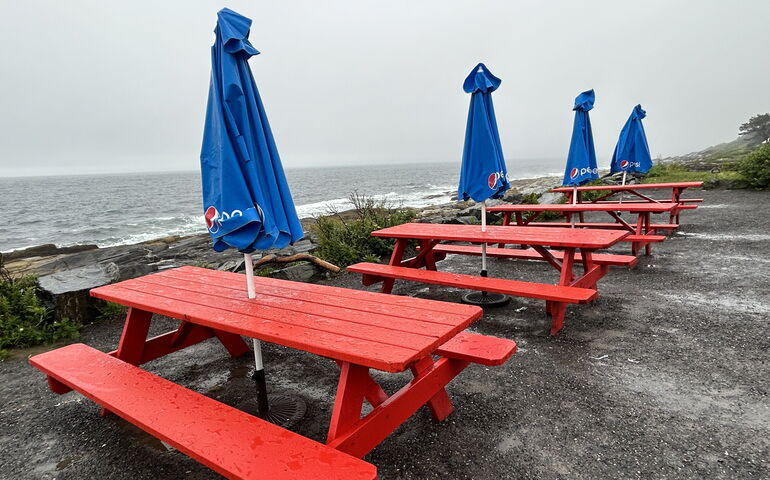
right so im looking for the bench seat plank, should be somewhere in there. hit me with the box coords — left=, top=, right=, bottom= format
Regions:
left=435, top=332, right=517, bottom=366
left=623, top=234, right=666, bottom=242
left=30, top=344, right=377, bottom=480
left=521, top=222, right=678, bottom=231
left=429, top=244, right=637, bottom=267
left=346, top=263, right=596, bottom=304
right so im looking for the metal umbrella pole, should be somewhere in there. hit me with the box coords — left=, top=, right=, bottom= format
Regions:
left=462, top=200, right=510, bottom=307
left=243, top=253, right=305, bottom=426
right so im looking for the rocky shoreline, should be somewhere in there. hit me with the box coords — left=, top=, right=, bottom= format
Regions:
left=1, top=175, right=565, bottom=324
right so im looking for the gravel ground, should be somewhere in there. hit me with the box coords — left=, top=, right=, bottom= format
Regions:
left=1, top=188, right=768, bottom=479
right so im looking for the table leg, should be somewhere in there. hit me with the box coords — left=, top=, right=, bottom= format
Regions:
left=546, top=248, right=576, bottom=335
left=418, top=239, right=438, bottom=271
left=114, top=307, right=153, bottom=366
left=498, top=212, right=512, bottom=247
left=327, top=357, right=467, bottom=458
left=382, top=239, right=408, bottom=294
left=410, top=357, right=454, bottom=421
left=644, top=213, right=652, bottom=256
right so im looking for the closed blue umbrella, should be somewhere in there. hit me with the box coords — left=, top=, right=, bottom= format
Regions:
left=200, top=8, right=304, bottom=422
left=563, top=89, right=599, bottom=188
left=458, top=63, right=510, bottom=306
left=610, top=104, right=652, bottom=178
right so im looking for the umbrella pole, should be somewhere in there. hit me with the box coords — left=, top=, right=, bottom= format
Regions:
left=619, top=171, right=627, bottom=204
left=244, top=253, right=270, bottom=417
left=462, top=200, right=509, bottom=307
left=481, top=200, right=487, bottom=277
left=570, top=186, right=577, bottom=228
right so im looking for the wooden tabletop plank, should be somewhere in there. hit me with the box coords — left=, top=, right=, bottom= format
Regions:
left=171, top=267, right=478, bottom=317
left=370, top=223, right=628, bottom=249
left=128, top=275, right=454, bottom=340
left=91, top=268, right=481, bottom=372
left=162, top=267, right=471, bottom=325
left=92, top=284, right=433, bottom=372
left=551, top=181, right=703, bottom=192
left=486, top=202, right=678, bottom=213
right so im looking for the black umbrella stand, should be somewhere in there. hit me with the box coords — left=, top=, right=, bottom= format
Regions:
left=241, top=253, right=306, bottom=428
left=461, top=201, right=510, bottom=308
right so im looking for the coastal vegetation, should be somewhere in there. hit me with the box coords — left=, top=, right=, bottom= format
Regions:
left=0, top=258, right=79, bottom=359
left=313, top=192, right=416, bottom=267
left=738, top=143, right=770, bottom=189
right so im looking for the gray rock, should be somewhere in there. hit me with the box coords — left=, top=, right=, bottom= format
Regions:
left=538, top=192, right=564, bottom=205
left=271, top=263, right=319, bottom=283
left=38, top=263, right=121, bottom=323
left=217, top=260, right=239, bottom=272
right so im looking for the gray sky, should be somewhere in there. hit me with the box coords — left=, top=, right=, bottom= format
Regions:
left=1, top=1, right=769, bottom=177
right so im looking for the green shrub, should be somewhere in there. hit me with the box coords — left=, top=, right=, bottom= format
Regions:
left=518, top=193, right=565, bottom=221
left=738, top=144, right=770, bottom=189
left=0, top=260, right=80, bottom=358
left=312, top=192, right=416, bottom=267
left=95, top=301, right=128, bottom=322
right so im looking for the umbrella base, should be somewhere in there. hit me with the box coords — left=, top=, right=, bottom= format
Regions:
left=240, top=394, right=307, bottom=428
left=461, top=291, right=511, bottom=307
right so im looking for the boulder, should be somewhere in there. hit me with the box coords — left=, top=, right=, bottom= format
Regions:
left=271, top=263, right=322, bottom=283
left=538, top=192, right=564, bottom=205
left=37, top=263, right=121, bottom=324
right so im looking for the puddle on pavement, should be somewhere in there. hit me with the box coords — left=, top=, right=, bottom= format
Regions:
left=676, top=232, right=770, bottom=242
left=229, top=365, right=250, bottom=380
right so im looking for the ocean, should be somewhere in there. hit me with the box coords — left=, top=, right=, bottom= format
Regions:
left=0, top=161, right=562, bottom=252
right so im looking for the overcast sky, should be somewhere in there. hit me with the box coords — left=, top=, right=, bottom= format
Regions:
left=1, top=1, right=769, bottom=177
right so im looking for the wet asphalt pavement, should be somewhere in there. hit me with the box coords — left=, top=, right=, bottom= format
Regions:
left=1, top=188, right=768, bottom=479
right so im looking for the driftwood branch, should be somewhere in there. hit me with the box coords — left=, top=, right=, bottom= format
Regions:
left=253, top=253, right=341, bottom=273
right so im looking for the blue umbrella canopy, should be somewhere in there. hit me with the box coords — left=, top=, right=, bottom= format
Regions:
left=562, top=89, right=599, bottom=186
left=610, top=104, right=652, bottom=175
left=458, top=63, right=510, bottom=203
left=200, top=8, right=303, bottom=254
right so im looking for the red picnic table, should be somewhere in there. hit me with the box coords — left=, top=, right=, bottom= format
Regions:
left=347, top=223, right=630, bottom=335
left=29, top=266, right=516, bottom=479
left=551, top=181, right=704, bottom=224
left=486, top=202, right=678, bottom=256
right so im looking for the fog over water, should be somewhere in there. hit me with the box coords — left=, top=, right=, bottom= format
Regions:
left=1, top=1, right=769, bottom=177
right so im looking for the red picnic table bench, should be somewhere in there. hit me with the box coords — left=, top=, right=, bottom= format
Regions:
left=551, top=181, right=704, bottom=224
left=486, top=202, right=678, bottom=256
left=347, top=223, right=630, bottom=335
left=29, top=266, right=516, bottom=479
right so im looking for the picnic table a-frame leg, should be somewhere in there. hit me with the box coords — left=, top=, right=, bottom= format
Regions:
left=326, top=357, right=468, bottom=458
left=111, top=307, right=251, bottom=366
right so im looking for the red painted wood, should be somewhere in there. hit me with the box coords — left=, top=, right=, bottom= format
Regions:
left=30, top=344, right=377, bottom=480
left=327, top=357, right=468, bottom=458
left=91, top=268, right=482, bottom=373
left=124, top=277, right=443, bottom=351
left=95, top=285, right=422, bottom=373
left=486, top=202, right=678, bottom=213
left=547, top=302, right=567, bottom=336
left=623, top=234, right=666, bottom=242
left=435, top=332, right=517, bottom=366
left=369, top=223, right=628, bottom=249
left=115, top=308, right=153, bottom=365
left=109, top=323, right=216, bottom=364
left=166, top=266, right=477, bottom=322
left=147, top=274, right=459, bottom=335
left=429, top=244, right=637, bottom=267
left=551, top=181, right=703, bottom=192
left=347, top=263, right=596, bottom=304
left=327, top=363, right=371, bottom=444
left=410, top=357, right=454, bottom=421
left=523, top=222, right=678, bottom=231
